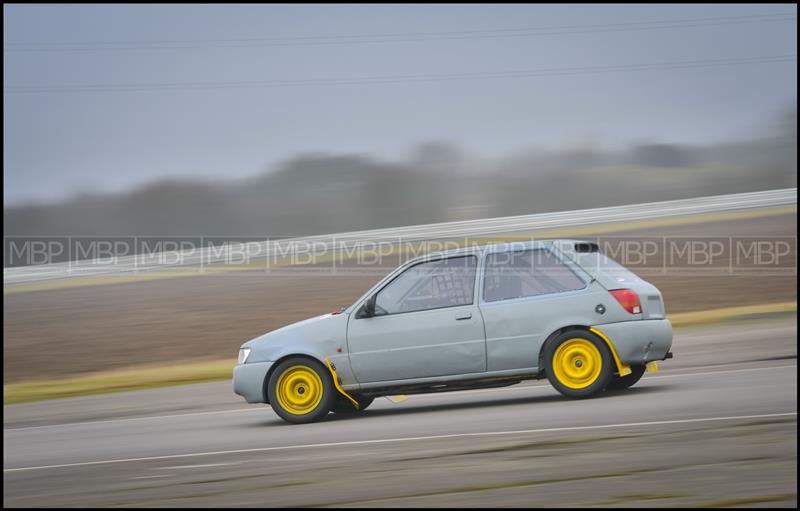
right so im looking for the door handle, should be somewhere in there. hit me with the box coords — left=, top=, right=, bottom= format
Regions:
left=455, top=312, right=472, bottom=321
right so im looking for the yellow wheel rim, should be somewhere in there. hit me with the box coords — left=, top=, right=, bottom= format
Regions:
left=552, top=338, right=603, bottom=389
left=275, top=365, right=324, bottom=415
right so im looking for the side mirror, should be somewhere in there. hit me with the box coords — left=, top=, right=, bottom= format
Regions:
left=358, top=294, right=377, bottom=318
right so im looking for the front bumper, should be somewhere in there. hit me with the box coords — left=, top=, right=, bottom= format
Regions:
left=232, top=361, right=274, bottom=404
left=593, top=319, right=673, bottom=365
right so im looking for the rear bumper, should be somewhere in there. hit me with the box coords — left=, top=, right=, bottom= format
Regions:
left=593, top=319, right=672, bottom=365
left=232, top=361, right=273, bottom=404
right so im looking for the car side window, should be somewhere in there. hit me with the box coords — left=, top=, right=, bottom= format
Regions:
left=483, top=249, right=585, bottom=302
left=375, top=256, right=477, bottom=314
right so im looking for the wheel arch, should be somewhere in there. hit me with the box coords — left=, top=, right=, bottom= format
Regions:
left=538, top=325, right=591, bottom=375
left=538, top=325, right=630, bottom=377
left=262, top=353, right=326, bottom=404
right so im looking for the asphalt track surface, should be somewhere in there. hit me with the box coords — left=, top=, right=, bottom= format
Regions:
left=4, top=187, right=796, bottom=285
left=4, top=318, right=797, bottom=507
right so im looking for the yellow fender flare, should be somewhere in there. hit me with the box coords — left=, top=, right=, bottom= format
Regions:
left=324, top=357, right=360, bottom=409
left=589, top=327, right=632, bottom=377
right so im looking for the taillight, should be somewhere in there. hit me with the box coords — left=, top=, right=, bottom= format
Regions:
left=609, top=289, right=641, bottom=314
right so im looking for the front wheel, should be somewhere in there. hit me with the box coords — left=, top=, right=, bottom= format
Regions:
left=545, top=330, right=614, bottom=398
left=267, top=357, right=335, bottom=424
left=606, top=365, right=646, bottom=390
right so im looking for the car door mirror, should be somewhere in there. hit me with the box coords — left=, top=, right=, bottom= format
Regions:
left=358, top=293, right=377, bottom=319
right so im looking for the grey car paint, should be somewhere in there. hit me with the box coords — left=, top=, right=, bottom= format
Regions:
left=347, top=301, right=487, bottom=382
left=233, top=240, right=672, bottom=403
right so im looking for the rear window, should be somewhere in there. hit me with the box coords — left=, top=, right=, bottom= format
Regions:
left=576, top=252, right=643, bottom=285
left=483, top=249, right=586, bottom=302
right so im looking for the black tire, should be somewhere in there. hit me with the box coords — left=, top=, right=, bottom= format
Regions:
left=331, top=395, right=375, bottom=414
left=544, top=330, right=614, bottom=399
left=267, top=357, right=335, bottom=424
left=606, top=365, right=646, bottom=390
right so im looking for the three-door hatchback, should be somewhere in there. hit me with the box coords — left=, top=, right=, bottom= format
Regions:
left=233, top=239, right=673, bottom=424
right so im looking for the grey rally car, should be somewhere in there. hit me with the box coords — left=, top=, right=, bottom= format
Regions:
left=233, top=239, right=673, bottom=424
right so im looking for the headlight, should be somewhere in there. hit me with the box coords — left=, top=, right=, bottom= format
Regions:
left=237, top=348, right=251, bottom=364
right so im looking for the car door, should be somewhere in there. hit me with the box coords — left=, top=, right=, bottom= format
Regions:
left=479, top=247, right=590, bottom=372
left=346, top=255, right=486, bottom=384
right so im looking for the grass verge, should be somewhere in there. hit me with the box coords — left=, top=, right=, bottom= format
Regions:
left=3, top=359, right=235, bottom=405
left=669, top=301, right=796, bottom=327
left=4, top=301, right=796, bottom=405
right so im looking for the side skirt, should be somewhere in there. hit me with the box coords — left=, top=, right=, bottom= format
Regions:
left=356, top=374, right=540, bottom=398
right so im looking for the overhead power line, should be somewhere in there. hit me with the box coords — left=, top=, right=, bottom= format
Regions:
left=4, top=54, right=795, bottom=94
left=4, top=13, right=796, bottom=52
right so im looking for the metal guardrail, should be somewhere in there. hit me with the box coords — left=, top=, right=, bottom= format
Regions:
left=4, top=188, right=796, bottom=285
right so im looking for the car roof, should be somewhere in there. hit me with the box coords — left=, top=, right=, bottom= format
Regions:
left=403, top=238, right=590, bottom=264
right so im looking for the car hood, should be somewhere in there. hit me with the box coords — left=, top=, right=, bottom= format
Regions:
left=240, top=312, right=349, bottom=363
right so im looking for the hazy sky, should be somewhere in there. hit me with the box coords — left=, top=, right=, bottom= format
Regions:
left=3, top=4, right=797, bottom=204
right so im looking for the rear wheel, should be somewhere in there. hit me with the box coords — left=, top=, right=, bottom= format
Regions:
left=267, top=357, right=335, bottom=424
left=545, top=330, right=614, bottom=398
left=331, top=395, right=374, bottom=414
left=606, top=364, right=646, bottom=390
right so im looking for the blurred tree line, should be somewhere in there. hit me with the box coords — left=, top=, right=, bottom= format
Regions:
left=4, top=106, right=795, bottom=241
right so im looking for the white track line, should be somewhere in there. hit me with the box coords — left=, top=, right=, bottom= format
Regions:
left=154, top=462, right=239, bottom=470
left=4, top=364, right=796, bottom=432
left=4, top=412, right=796, bottom=473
